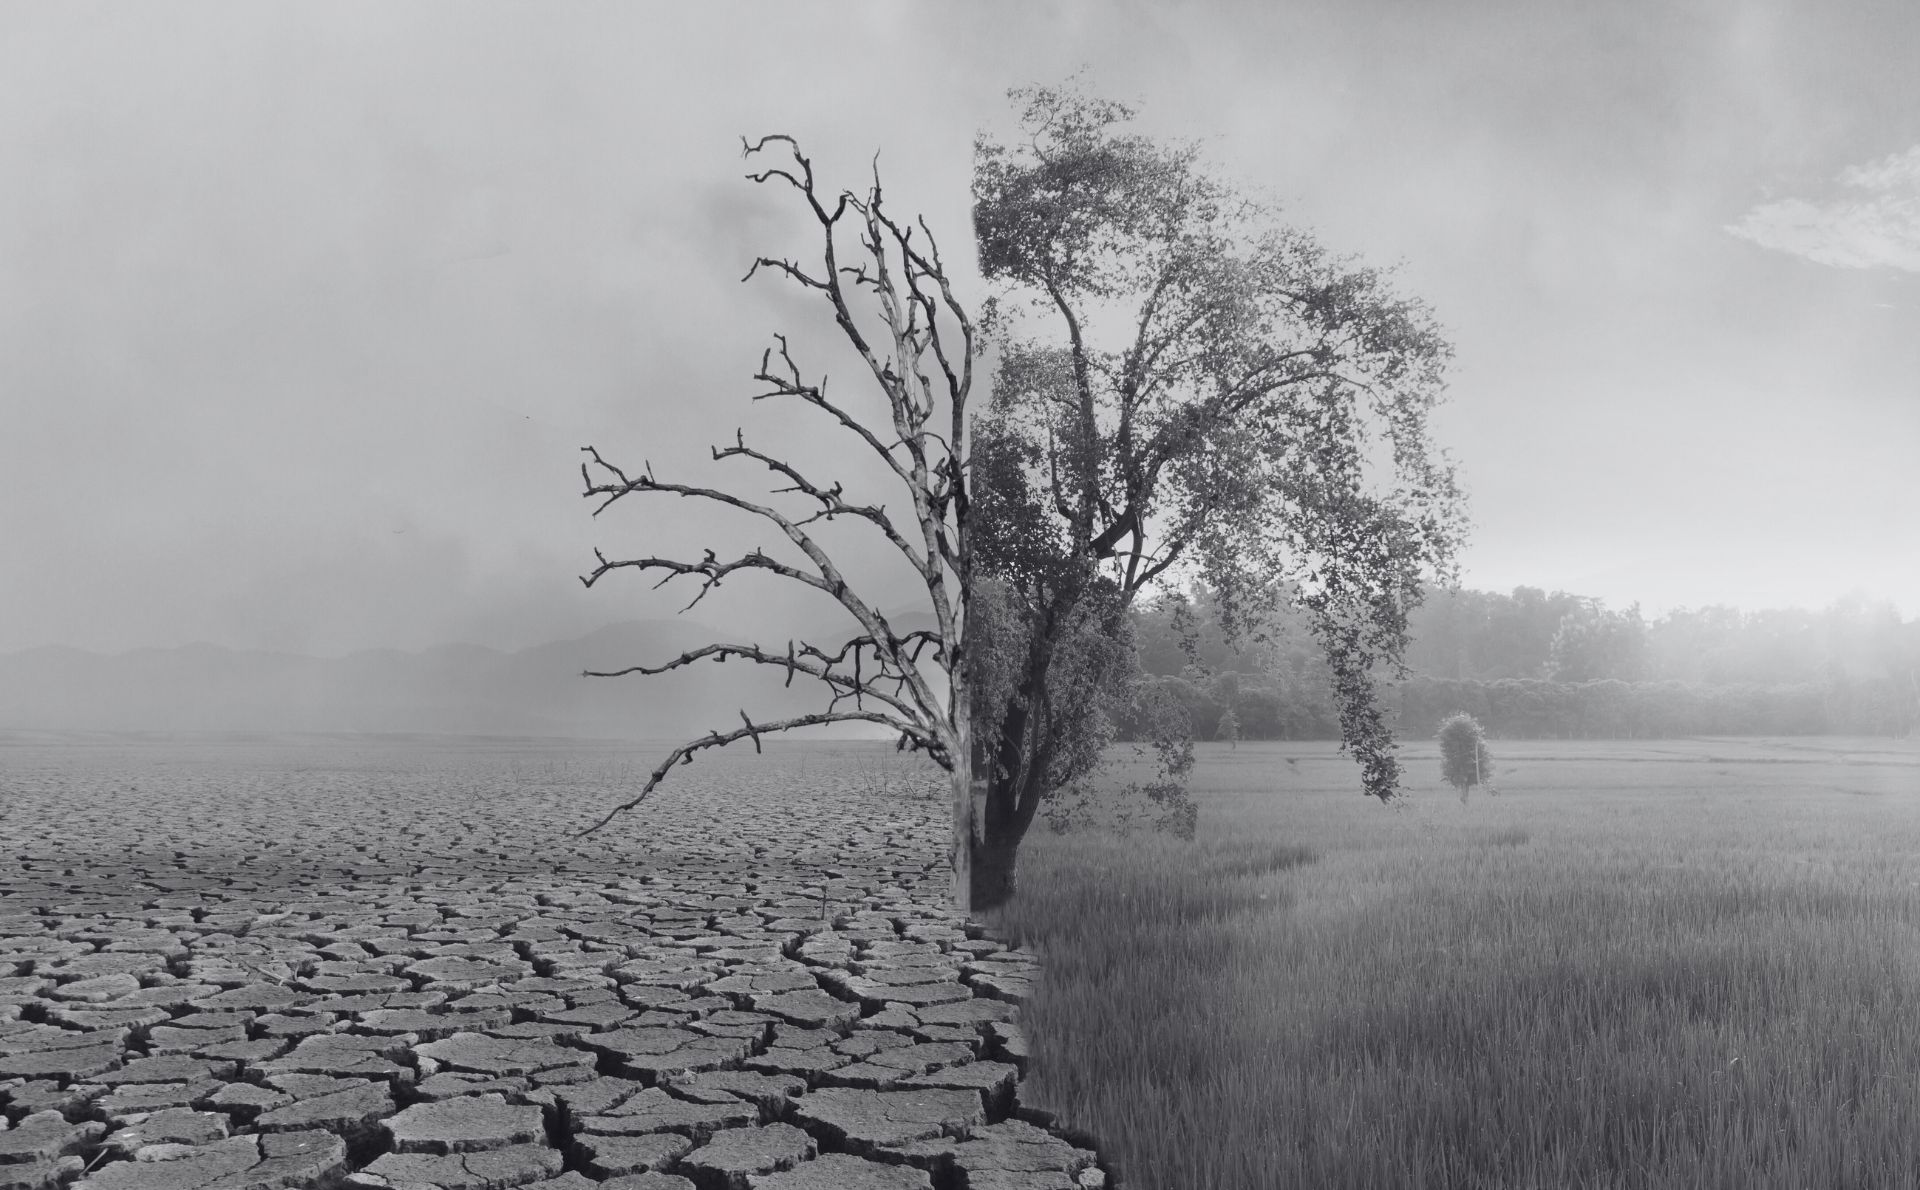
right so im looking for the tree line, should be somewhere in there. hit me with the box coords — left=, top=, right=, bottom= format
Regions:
left=1121, top=587, right=1920, bottom=741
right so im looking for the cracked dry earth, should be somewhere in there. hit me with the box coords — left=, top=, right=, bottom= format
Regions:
left=0, top=738, right=1105, bottom=1190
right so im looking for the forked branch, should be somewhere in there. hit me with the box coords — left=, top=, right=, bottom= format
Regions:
left=582, top=637, right=931, bottom=724
left=577, top=133, right=975, bottom=842
left=580, top=708, right=942, bottom=835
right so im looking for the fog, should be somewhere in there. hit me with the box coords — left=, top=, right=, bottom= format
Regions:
left=4, top=1, right=1917, bottom=672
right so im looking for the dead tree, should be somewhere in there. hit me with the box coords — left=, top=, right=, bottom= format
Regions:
left=578, top=135, right=979, bottom=912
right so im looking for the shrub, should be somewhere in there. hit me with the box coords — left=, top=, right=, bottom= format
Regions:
left=1437, top=712, right=1494, bottom=803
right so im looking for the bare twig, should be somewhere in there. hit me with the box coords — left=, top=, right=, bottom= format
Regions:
left=580, top=707, right=938, bottom=835
left=577, top=133, right=977, bottom=877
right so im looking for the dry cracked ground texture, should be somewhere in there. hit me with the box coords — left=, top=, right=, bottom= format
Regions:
left=0, top=740, right=1104, bottom=1190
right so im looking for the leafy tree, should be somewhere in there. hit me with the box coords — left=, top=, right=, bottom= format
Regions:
left=1644, top=604, right=1747, bottom=685
left=1436, top=712, right=1493, bottom=803
left=965, top=84, right=1466, bottom=908
left=579, top=137, right=982, bottom=910
left=1216, top=703, right=1241, bottom=747
left=1404, top=585, right=1593, bottom=681
left=1547, top=599, right=1648, bottom=682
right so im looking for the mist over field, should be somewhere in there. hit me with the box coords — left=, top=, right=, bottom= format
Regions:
left=3, top=6, right=1918, bottom=1190
left=0, top=621, right=766, bottom=739
left=0, top=609, right=940, bottom=739
left=8, top=588, right=1912, bottom=741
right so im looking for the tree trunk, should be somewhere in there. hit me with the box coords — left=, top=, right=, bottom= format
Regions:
left=966, top=581, right=1074, bottom=915
left=969, top=715, right=1022, bottom=913
left=969, top=816, right=1022, bottom=912
left=950, top=761, right=974, bottom=915
left=971, top=717, right=1052, bottom=912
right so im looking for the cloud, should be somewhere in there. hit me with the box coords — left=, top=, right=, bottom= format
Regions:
left=1727, top=146, right=1920, bottom=270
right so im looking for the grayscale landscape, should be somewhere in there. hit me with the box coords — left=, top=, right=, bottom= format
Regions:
left=3, top=4, right=1917, bottom=1190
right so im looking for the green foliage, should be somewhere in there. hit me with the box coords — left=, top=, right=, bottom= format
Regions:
left=973, top=564, right=1197, bottom=839
left=1036, top=669, right=1199, bottom=839
left=1128, top=585, right=1919, bottom=741
left=1402, top=585, right=1598, bottom=680
left=1548, top=600, right=1649, bottom=682
left=971, top=81, right=1466, bottom=818
left=1436, top=712, right=1493, bottom=795
left=1396, top=675, right=1916, bottom=739
left=1406, top=587, right=1918, bottom=695
left=968, top=417, right=1070, bottom=593
left=1647, top=595, right=1918, bottom=688
left=1215, top=703, right=1241, bottom=743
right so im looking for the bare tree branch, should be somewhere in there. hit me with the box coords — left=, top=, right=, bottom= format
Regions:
left=712, top=430, right=927, bottom=572
left=577, top=133, right=978, bottom=912
left=579, top=707, right=939, bottom=836
left=751, top=334, right=913, bottom=486
left=582, top=638, right=932, bottom=725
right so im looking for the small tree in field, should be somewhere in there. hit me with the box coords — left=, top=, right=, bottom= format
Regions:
left=578, top=136, right=980, bottom=911
left=1216, top=704, right=1241, bottom=748
left=1437, top=712, right=1493, bottom=804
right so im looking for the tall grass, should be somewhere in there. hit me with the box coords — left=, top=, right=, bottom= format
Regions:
left=989, top=738, right=1920, bottom=1190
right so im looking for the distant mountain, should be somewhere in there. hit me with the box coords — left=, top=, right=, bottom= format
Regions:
left=0, top=620, right=877, bottom=739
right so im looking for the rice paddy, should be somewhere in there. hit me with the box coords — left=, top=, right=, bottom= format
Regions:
left=991, top=737, right=1920, bottom=1190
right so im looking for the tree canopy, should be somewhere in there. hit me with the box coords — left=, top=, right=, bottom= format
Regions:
left=972, top=83, right=1466, bottom=808
left=960, top=84, right=1467, bottom=907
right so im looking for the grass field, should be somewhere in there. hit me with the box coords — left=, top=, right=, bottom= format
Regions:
left=988, top=737, right=1920, bottom=1190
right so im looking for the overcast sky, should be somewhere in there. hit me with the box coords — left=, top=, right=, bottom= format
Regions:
left=4, top=0, right=1916, bottom=656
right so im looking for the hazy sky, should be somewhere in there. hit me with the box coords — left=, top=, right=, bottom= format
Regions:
left=4, top=1, right=1917, bottom=656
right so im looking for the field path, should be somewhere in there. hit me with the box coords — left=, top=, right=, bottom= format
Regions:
left=0, top=737, right=1106, bottom=1190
